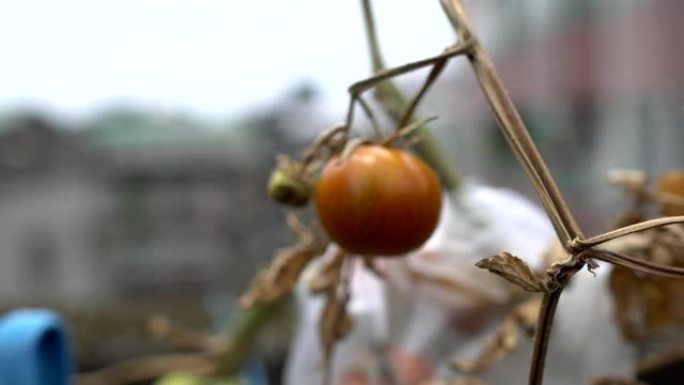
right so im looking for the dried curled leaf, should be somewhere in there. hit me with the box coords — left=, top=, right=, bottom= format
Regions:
left=452, top=298, right=540, bottom=373
left=604, top=219, right=684, bottom=342
left=309, top=248, right=347, bottom=294
left=382, top=116, right=439, bottom=146
left=656, top=170, right=684, bottom=216
left=476, top=252, right=548, bottom=293
left=240, top=214, right=328, bottom=308
left=317, top=256, right=353, bottom=380
left=319, top=290, right=353, bottom=354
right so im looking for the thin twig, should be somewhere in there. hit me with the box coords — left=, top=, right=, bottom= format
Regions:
left=357, top=0, right=465, bottom=192
left=576, top=216, right=684, bottom=249
left=438, top=2, right=586, bottom=385
left=349, top=43, right=472, bottom=97
left=528, top=290, right=563, bottom=385
left=592, top=248, right=684, bottom=278
left=396, top=58, right=449, bottom=130
left=343, top=97, right=357, bottom=138
left=301, top=124, right=348, bottom=166
left=527, top=258, right=583, bottom=385
left=440, top=0, right=583, bottom=248
left=356, top=94, right=385, bottom=139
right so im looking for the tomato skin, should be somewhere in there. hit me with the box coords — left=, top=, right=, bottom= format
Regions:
left=314, top=145, right=442, bottom=256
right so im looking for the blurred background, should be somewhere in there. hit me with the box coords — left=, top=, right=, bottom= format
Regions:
left=0, top=0, right=683, bottom=379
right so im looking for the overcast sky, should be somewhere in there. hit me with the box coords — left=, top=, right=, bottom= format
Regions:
left=0, top=0, right=456, bottom=120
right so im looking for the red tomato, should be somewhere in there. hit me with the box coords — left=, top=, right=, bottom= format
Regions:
left=314, top=145, right=442, bottom=256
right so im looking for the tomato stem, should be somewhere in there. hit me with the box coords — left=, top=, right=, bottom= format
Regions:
left=359, top=0, right=462, bottom=192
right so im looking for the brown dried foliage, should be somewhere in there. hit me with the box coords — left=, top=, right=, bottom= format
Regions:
left=475, top=253, right=549, bottom=293
left=607, top=171, right=684, bottom=343
left=240, top=213, right=328, bottom=307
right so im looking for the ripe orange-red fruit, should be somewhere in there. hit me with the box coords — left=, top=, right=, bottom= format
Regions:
left=314, top=145, right=442, bottom=256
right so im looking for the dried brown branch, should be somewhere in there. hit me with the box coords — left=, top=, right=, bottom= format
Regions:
left=300, top=125, right=349, bottom=171
left=382, top=117, right=439, bottom=147
left=526, top=290, right=562, bottom=385
left=440, top=0, right=583, bottom=249
left=356, top=94, right=384, bottom=139
left=396, top=58, right=448, bottom=130
left=592, top=247, right=684, bottom=278
left=349, top=43, right=472, bottom=98
left=241, top=214, right=328, bottom=307
left=436, top=3, right=587, bottom=384
left=359, top=0, right=465, bottom=191
left=576, top=216, right=684, bottom=249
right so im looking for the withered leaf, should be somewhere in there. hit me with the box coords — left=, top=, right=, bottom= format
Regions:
left=314, top=252, right=354, bottom=382
left=309, top=248, right=347, bottom=294
left=319, top=286, right=353, bottom=377
left=606, top=218, right=684, bottom=342
left=476, top=252, right=548, bottom=293
left=240, top=214, right=328, bottom=308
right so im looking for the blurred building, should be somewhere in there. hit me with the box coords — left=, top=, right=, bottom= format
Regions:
left=0, top=117, right=109, bottom=301
left=427, top=0, right=684, bottom=230
left=0, top=86, right=320, bottom=304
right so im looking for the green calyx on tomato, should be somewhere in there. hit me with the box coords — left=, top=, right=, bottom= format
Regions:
left=267, top=157, right=314, bottom=207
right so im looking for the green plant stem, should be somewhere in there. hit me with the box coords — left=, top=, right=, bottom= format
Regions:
left=214, top=299, right=285, bottom=375
left=360, top=0, right=461, bottom=192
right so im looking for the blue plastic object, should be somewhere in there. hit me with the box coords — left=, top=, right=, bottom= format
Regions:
left=240, top=358, right=268, bottom=385
left=0, top=309, right=72, bottom=385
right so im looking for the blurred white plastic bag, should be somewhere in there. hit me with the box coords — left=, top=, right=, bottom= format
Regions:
left=285, top=180, right=637, bottom=385
left=392, top=181, right=555, bottom=308
left=386, top=181, right=555, bottom=377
